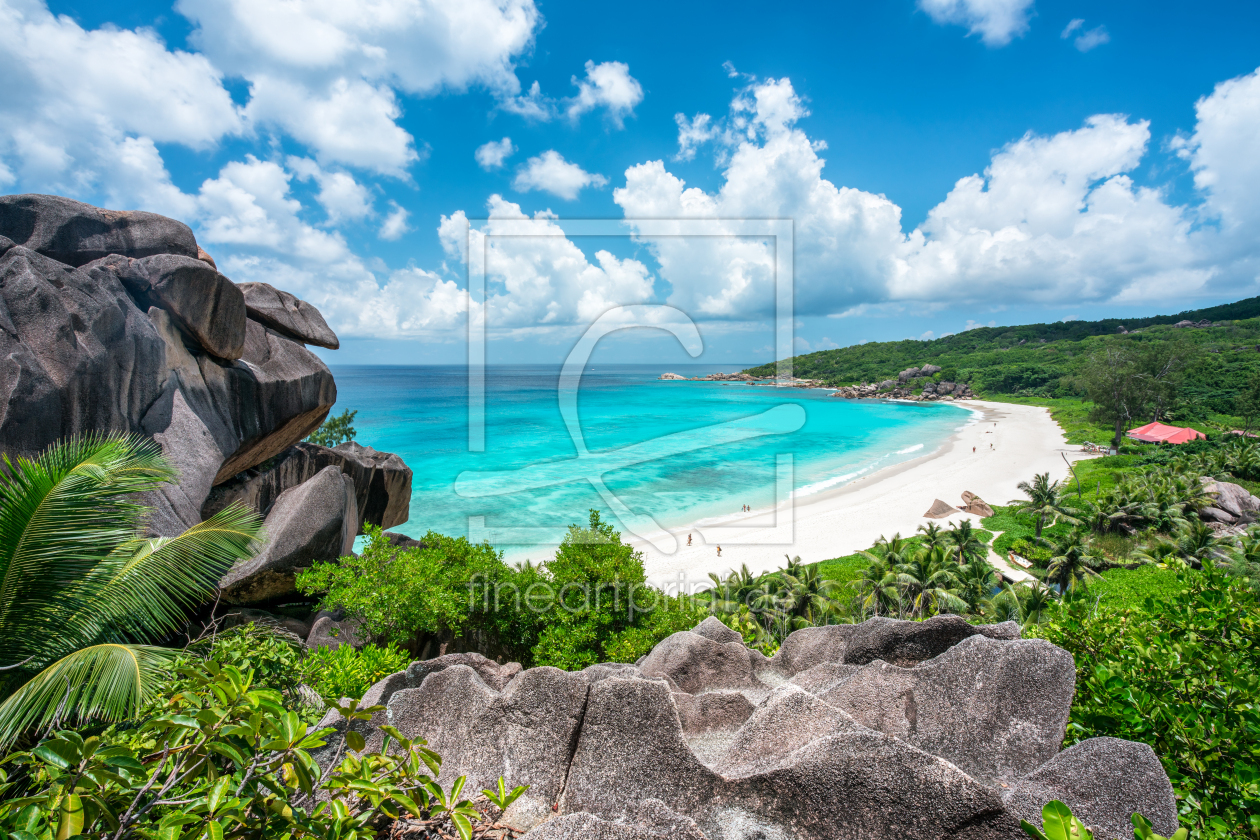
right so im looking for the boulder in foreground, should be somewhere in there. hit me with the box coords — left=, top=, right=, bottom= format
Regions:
left=314, top=614, right=1176, bottom=840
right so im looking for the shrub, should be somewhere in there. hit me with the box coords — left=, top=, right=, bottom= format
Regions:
left=0, top=658, right=525, bottom=840
left=301, top=643, right=411, bottom=705
left=1030, top=565, right=1260, bottom=838
left=306, top=408, right=357, bottom=447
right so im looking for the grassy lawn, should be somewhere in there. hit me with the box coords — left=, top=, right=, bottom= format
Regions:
left=1085, top=564, right=1187, bottom=610
left=980, top=395, right=1115, bottom=445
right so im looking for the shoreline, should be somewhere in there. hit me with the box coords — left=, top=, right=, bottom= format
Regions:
left=625, top=399, right=1095, bottom=587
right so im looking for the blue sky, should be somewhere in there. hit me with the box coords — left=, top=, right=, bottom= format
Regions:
left=3, top=0, right=1259, bottom=366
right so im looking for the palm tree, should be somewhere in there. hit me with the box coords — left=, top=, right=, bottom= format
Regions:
left=1011, top=472, right=1080, bottom=538
left=895, top=546, right=967, bottom=618
left=1226, top=528, right=1260, bottom=590
left=0, top=435, right=263, bottom=746
left=957, top=557, right=998, bottom=609
left=856, top=553, right=903, bottom=618
left=1174, top=520, right=1234, bottom=568
left=916, top=522, right=948, bottom=551
left=706, top=564, right=760, bottom=614
left=1039, top=529, right=1104, bottom=592
left=774, top=561, right=840, bottom=626
left=946, top=520, right=988, bottom=565
left=987, top=581, right=1057, bottom=627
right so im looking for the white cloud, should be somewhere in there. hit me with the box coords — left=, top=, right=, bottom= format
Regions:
left=1061, top=18, right=1083, bottom=37
left=1176, top=66, right=1260, bottom=234
left=442, top=195, right=656, bottom=329
left=919, top=330, right=936, bottom=340
left=498, top=80, right=554, bottom=120
left=674, top=113, right=716, bottom=161
left=1072, top=25, right=1110, bottom=52
left=475, top=137, right=516, bottom=170
left=0, top=0, right=240, bottom=212
left=566, top=60, right=644, bottom=127
left=287, top=156, right=374, bottom=223
left=379, top=201, right=410, bottom=240
left=513, top=150, right=608, bottom=200
left=174, top=0, right=540, bottom=171
left=919, top=0, right=1035, bottom=46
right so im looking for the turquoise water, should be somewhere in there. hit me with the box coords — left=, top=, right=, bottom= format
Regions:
left=331, top=365, right=971, bottom=552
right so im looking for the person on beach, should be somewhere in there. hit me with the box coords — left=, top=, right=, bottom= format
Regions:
left=717, top=546, right=722, bottom=557
left=687, top=533, right=692, bottom=546
left=972, top=446, right=976, bottom=453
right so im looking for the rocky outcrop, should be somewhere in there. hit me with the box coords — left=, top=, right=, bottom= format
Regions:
left=924, top=498, right=958, bottom=518
left=0, top=195, right=409, bottom=546
left=306, top=613, right=368, bottom=651
left=202, top=440, right=412, bottom=532
left=321, top=615, right=1175, bottom=840
left=218, top=466, right=357, bottom=604
left=0, top=194, right=199, bottom=267
left=1199, top=478, right=1259, bottom=524
left=832, top=376, right=975, bottom=402
left=239, top=282, right=339, bottom=349
left=659, top=372, right=687, bottom=380
left=961, top=491, right=996, bottom=517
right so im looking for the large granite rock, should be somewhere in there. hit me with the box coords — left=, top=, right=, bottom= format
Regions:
left=218, top=466, right=357, bottom=604
left=1003, top=738, right=1179, bottom=840
left=202, top=440, right=412, bottom=532
left=0, top=245, right=167, bottom=458
left=0, top=194, right=198, bottom=267
left=1200, top=478, right=1260, bottom=518
left=318, top=615, right=1172, bottom=840
left=239, top=281, right=339, bottom=349
left=88, top=253, right=247, bottom=360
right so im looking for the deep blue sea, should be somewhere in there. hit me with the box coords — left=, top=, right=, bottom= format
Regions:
left=330, top=365, right=971, bottom=552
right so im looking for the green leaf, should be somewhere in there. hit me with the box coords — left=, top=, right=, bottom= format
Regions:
left=56, top=794, right=84, bottom=840
left=32, top=740, right=80, bottom=770
left=205, top=821, right=224, bottom=840
left=450, top=812, right=473, bottom=840
left=345, top=731, right=365, bottom=753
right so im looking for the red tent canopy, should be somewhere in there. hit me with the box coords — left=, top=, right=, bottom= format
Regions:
left=1126, top=422, right=1206, bottom=444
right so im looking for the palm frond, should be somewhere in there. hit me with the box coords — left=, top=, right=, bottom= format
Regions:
left=59, top=504, right=264, bottom=650
left=0, top=435, right=176, bottom=664
left=0, top=643, right=177, bottom=748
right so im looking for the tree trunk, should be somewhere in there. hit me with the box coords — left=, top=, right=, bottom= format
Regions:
left=1112, top=418, right=1124, bottom=451
left=1035, top=513, right=1044, bottom=538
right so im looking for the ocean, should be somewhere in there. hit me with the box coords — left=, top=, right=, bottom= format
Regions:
left=330, top=364, right=971, bottom=556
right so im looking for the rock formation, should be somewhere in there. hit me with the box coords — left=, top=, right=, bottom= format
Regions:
left=961, top=491, right=996, bottom=517
left=924, top=498, right=959, bottom=518
left=313, top=614, right=1176, bottom=840
left=0, top=194, right=413, bottom=605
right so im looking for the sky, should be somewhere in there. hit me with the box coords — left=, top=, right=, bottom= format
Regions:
left=2, top=0, right=1259, bottom=367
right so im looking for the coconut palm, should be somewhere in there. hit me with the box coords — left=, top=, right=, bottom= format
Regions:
left=957, top=557, right=999, bottom=609
left=856, top=553, right=903, bottom=618
left=895, top=546, right=967, bottom=617
left=1174, top=520, right=1234, bottom=568
left=1039, top=529, right=1104, bottom=592
left=916, top=522, right=949, bottom=551
left=1131, top=535, right=1182, bottom=566
left=1010, top=472, right=1080, bottom=538
left=991, top=581, right=1057, bottom=627
left=1226, top=528, right=1260, bottom=590
left=946, top=520, right=988, bottom=565
left=773, top=560, right=841, bottom=626
left=706, top=564, right=760, bottom=613
left=0, top=434, right=263, bottom=746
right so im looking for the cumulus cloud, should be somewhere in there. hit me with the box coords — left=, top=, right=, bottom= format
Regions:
left=612, top=74, right=1260, bottom=324
left=513, top=150, right=608, bottom=200
left=476, top=137, right=516, bottom=170
left=441, top=195, right=656, bottom=329
left=566, top=60, right=644, bottom=126
left=287, top=156, right=374, bottom=223
left=175, top=0, right=541, bottom=172
left=674, top=113, right=716, bottom=161
left=379, top=201, right=411, bottom=240
left=0, top=0, right=240, bottom=213
left=919, top=0, right=1035, bottom=46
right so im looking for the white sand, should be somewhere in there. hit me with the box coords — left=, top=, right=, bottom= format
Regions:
left=632, top=400, right=1097, bottom=590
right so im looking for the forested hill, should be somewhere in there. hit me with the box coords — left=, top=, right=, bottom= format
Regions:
left=744, top=295, right=1260, bottom=417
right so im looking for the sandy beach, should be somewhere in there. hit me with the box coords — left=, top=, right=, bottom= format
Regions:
left=632, top=399, right=1096, bottom=589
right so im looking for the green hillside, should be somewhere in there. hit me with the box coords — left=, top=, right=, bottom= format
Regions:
left=746, top=296, right=1260, bottom=423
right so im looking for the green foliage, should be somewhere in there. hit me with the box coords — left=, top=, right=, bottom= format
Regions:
left=298, top=514, right=704, bottom=669
left=744, top=299, right=1260, bottom=420
left=0, top=434, right=263, bottom=747
left=1029, top=565, right=1260, bottom=838
left=300, top=643, right=411, bottom=705
left=1021, top=799, right=1095, bottom=840
left=297, top=526, right=506, bottom=649
left=306, top=409, right=357, bottom=447
left=0, top=658, right=528, bottom=840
